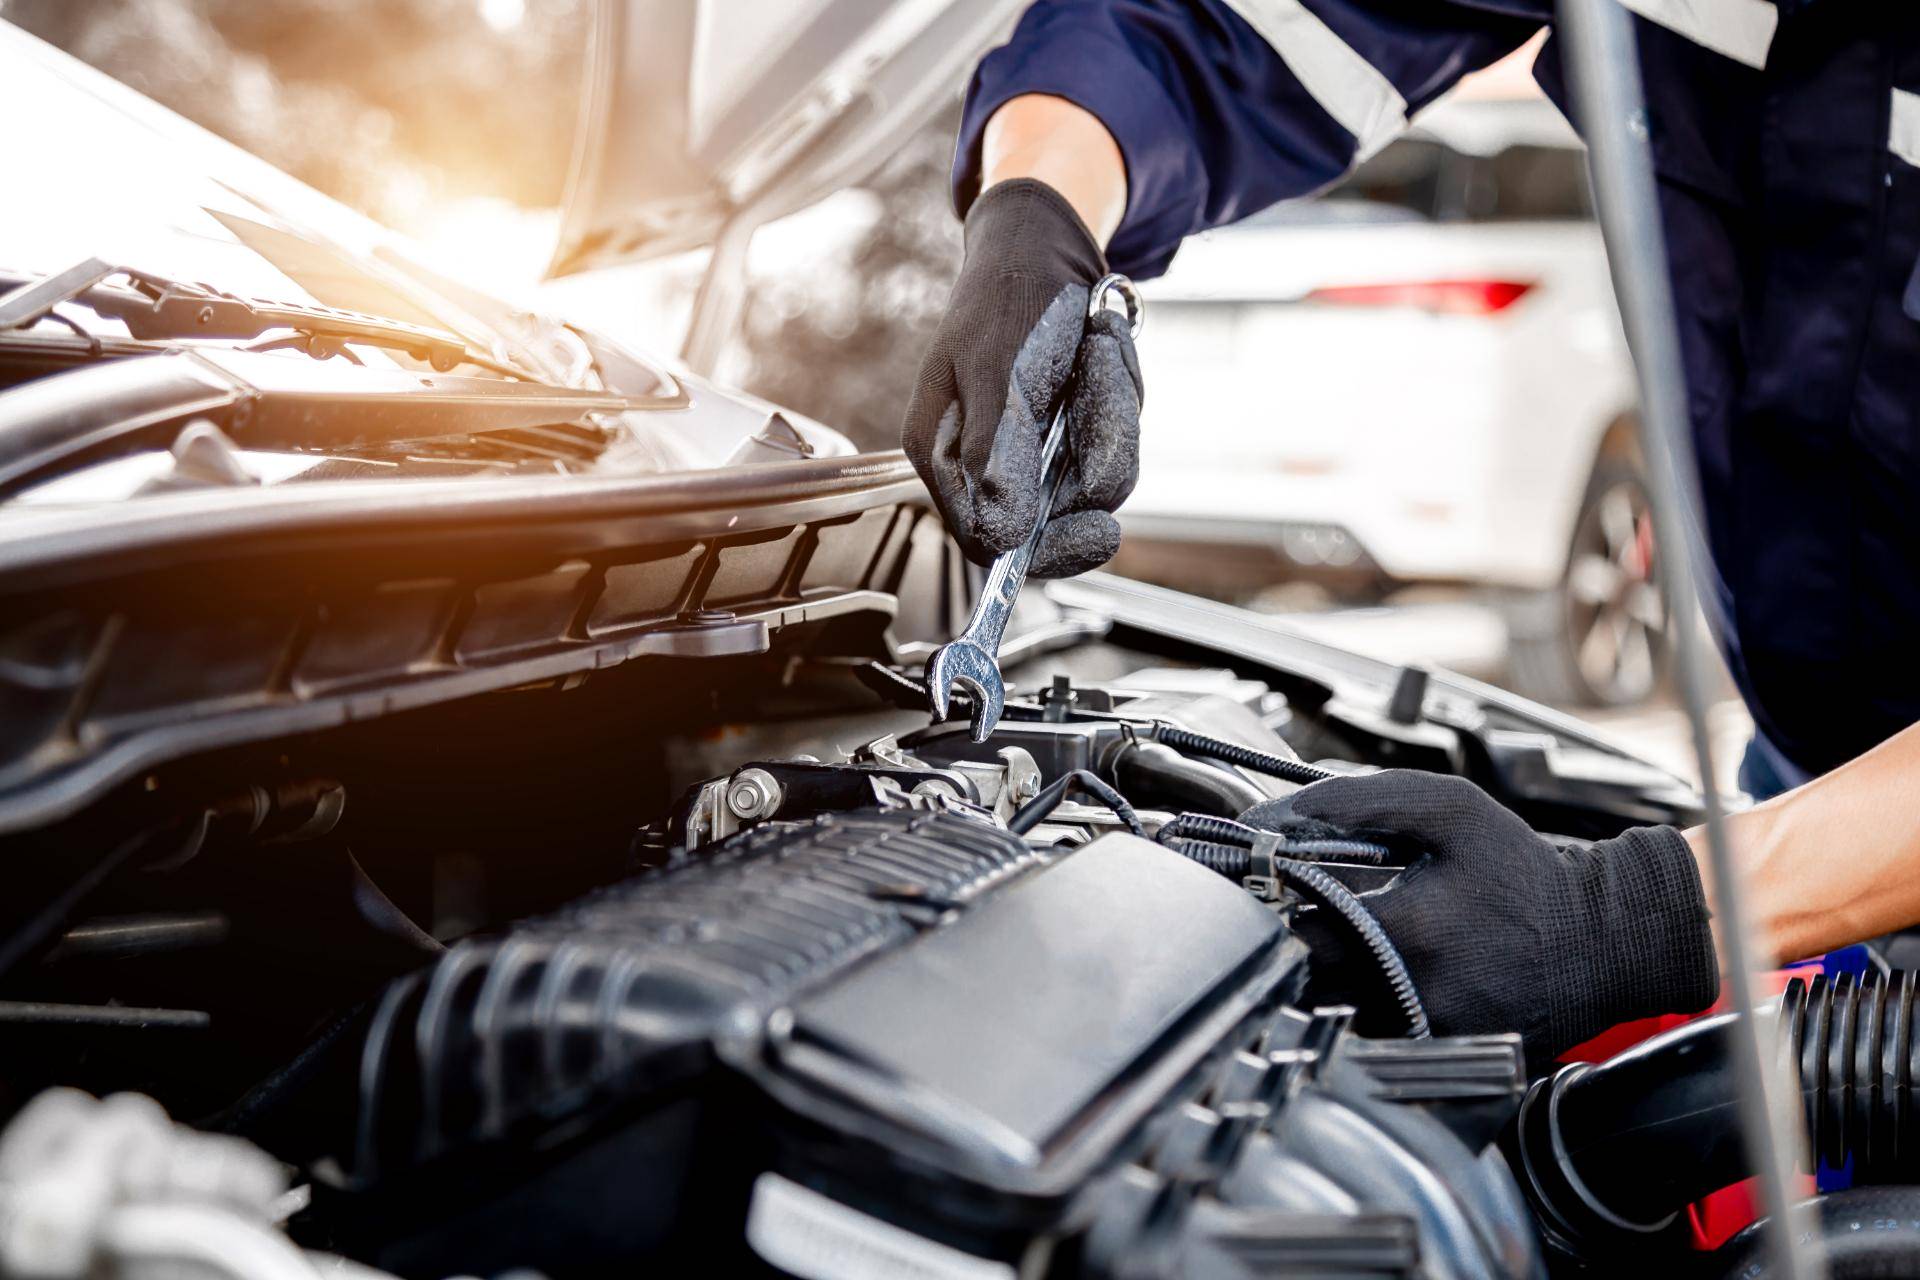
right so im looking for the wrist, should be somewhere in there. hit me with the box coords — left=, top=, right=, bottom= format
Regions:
left=981, top=94, right=1127, bottom=246
left=1698, top=787, right=1854, bottom=966
left=1629, top=825, right=1719, bottom=982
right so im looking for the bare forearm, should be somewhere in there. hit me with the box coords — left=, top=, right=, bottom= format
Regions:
left=981, top=94, right=1128, bottom=247
left=1689, top=720, right=1920, bottom=966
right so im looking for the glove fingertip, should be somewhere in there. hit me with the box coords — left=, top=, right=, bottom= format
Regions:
left=1010, top=285, right=1090, bottom=415
left=1084, top=308, right=1144, bottom=397
left=972, top=483, right=1040, bottom=557
left=1030, top=510, right=1121, bottom=579
left=972, top=373, right=1044, bottom=554
left=1062, top=340, right=1141, bottom=514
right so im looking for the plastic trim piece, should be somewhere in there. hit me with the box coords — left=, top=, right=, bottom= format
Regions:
left=746, top=1172, right=1016, bottom=1280
left=0, top=451, right=922, bottom=593
left=0, top=448, right=925, bottom=836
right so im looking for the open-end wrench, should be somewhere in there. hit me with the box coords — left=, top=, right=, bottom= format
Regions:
left=925, top=272, right=1144, bottom=742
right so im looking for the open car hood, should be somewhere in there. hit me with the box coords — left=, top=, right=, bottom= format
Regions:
left=548, top=0, right=1025, bottom=277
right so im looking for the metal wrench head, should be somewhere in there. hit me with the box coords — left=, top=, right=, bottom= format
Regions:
left=923, top=638, right=1006, bottom=743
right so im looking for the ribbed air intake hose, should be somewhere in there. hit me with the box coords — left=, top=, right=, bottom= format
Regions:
left=1780, top=968, right=1918, bottom=1182
left=1511, top=970, right=1920, bottom=1255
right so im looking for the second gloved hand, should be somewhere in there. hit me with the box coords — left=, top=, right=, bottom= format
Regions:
left=1245, top=771, right=1719, bottom=1066
left=903, top=178, right=1142, bottom=578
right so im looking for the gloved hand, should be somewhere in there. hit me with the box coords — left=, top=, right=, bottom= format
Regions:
left=1245, top=771, right=1719, bottom=1065
left=904, top=178, right=1142, bottom=578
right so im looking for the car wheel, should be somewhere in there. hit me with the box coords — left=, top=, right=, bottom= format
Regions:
left=1506, top=455, right=1670, bottom=708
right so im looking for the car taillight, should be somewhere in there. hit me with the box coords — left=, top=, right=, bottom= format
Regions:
left=1304, top=279, right=1534, bottom=315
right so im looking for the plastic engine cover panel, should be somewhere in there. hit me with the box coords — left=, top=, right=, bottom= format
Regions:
left=791, top=833, right=1285, bottom=1153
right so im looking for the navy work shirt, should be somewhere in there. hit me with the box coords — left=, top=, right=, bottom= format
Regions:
left=955, top=0, right=1920, bottom=780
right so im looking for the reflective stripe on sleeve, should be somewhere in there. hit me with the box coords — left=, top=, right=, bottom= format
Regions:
left=1618, top=0, right=1777, bottom=70
left=1893, top=88, right=1920, bottom=170
left=1217, top=0, right=1408, bottom=160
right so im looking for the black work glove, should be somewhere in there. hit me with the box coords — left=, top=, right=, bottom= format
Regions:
left=1249, top=771, right=1718, bottom=1066
left=904, top=178, right=1142, bottom=578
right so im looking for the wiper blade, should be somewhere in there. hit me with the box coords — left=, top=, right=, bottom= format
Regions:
left=0, top=259, right=120, bottom=329
left=0, top=259, right=524, bottom=379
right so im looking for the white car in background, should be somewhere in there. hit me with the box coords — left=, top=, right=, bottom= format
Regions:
left=1114, top=93, right=1665, bottom=708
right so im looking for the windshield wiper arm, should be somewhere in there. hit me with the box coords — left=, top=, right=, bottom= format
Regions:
left=0, top=259, right=525, bottom=379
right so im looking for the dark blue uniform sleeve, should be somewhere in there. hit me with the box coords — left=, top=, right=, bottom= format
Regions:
left=955, top=0, right=1547, bottom=279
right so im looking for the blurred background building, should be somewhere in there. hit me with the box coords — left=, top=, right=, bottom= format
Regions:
left=0, top=0, right=1747, bottom=786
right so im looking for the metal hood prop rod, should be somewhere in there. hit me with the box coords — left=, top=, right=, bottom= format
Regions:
left=1554, top=3, right=1818, bottom=1277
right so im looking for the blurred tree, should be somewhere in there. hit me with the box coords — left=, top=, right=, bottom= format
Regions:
left=0, top=0, right=586, bottom=226
left=737, top=113, right=964, bottom=453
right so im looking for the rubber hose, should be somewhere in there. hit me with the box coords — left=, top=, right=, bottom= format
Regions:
left=1156, top=726, right=1334, bottom=787
left=1167, top=837, right=1429, bottom=1040
left=1110, top=741, right=1267, bottom=816
left=1715, top=1187, right=1920, bottom=1279
left=1007, top=769, right=1145, bottom=837
left=1512, top=970, right=1920, bottom=1250
left=1780, top=969, right=1918, bottom=1182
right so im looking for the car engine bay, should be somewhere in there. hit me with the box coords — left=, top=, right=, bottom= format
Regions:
left=3, top=488, right=1917, bottom=1280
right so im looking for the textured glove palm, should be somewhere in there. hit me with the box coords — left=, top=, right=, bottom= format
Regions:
left=1257, top=771, right=1718, bottom=1066
left=903, top=179, right=1142, bottom=578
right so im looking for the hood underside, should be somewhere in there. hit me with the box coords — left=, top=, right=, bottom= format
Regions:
left=547, top=0, right=1025, bottom=277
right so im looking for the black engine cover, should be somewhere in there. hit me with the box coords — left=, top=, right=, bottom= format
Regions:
left=333, top=811, right=1308, bottom=1274
left=784, top=826, right=1290, bottom=1160
left=324, top=810, right=1545, bottom=1279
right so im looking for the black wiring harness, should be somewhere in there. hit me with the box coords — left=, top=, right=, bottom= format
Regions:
left=1156, top=813, right=1389, bottom=864
left=877, top=664, right=1422, bottom=1037
left=1008, top=770, right=1145, bottom=837
left=1154, top=726, right=1334, bottom=787
left=1157, top=813, right=1429, bottom=1040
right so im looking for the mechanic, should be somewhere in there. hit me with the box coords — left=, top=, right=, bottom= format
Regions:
left=903, top=1, right=1920, bottom=1060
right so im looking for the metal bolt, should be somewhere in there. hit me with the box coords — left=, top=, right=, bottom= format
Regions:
left=726, top=778, right=766, bottom=816
left=998, top=746, right=1043, bottom=803
left=911, top=779, right=960, bottom=801
left=725, top=768, right=782, bottom=821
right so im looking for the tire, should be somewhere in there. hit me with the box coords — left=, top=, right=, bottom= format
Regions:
left=1505, top=452, right=1670, bottom=708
